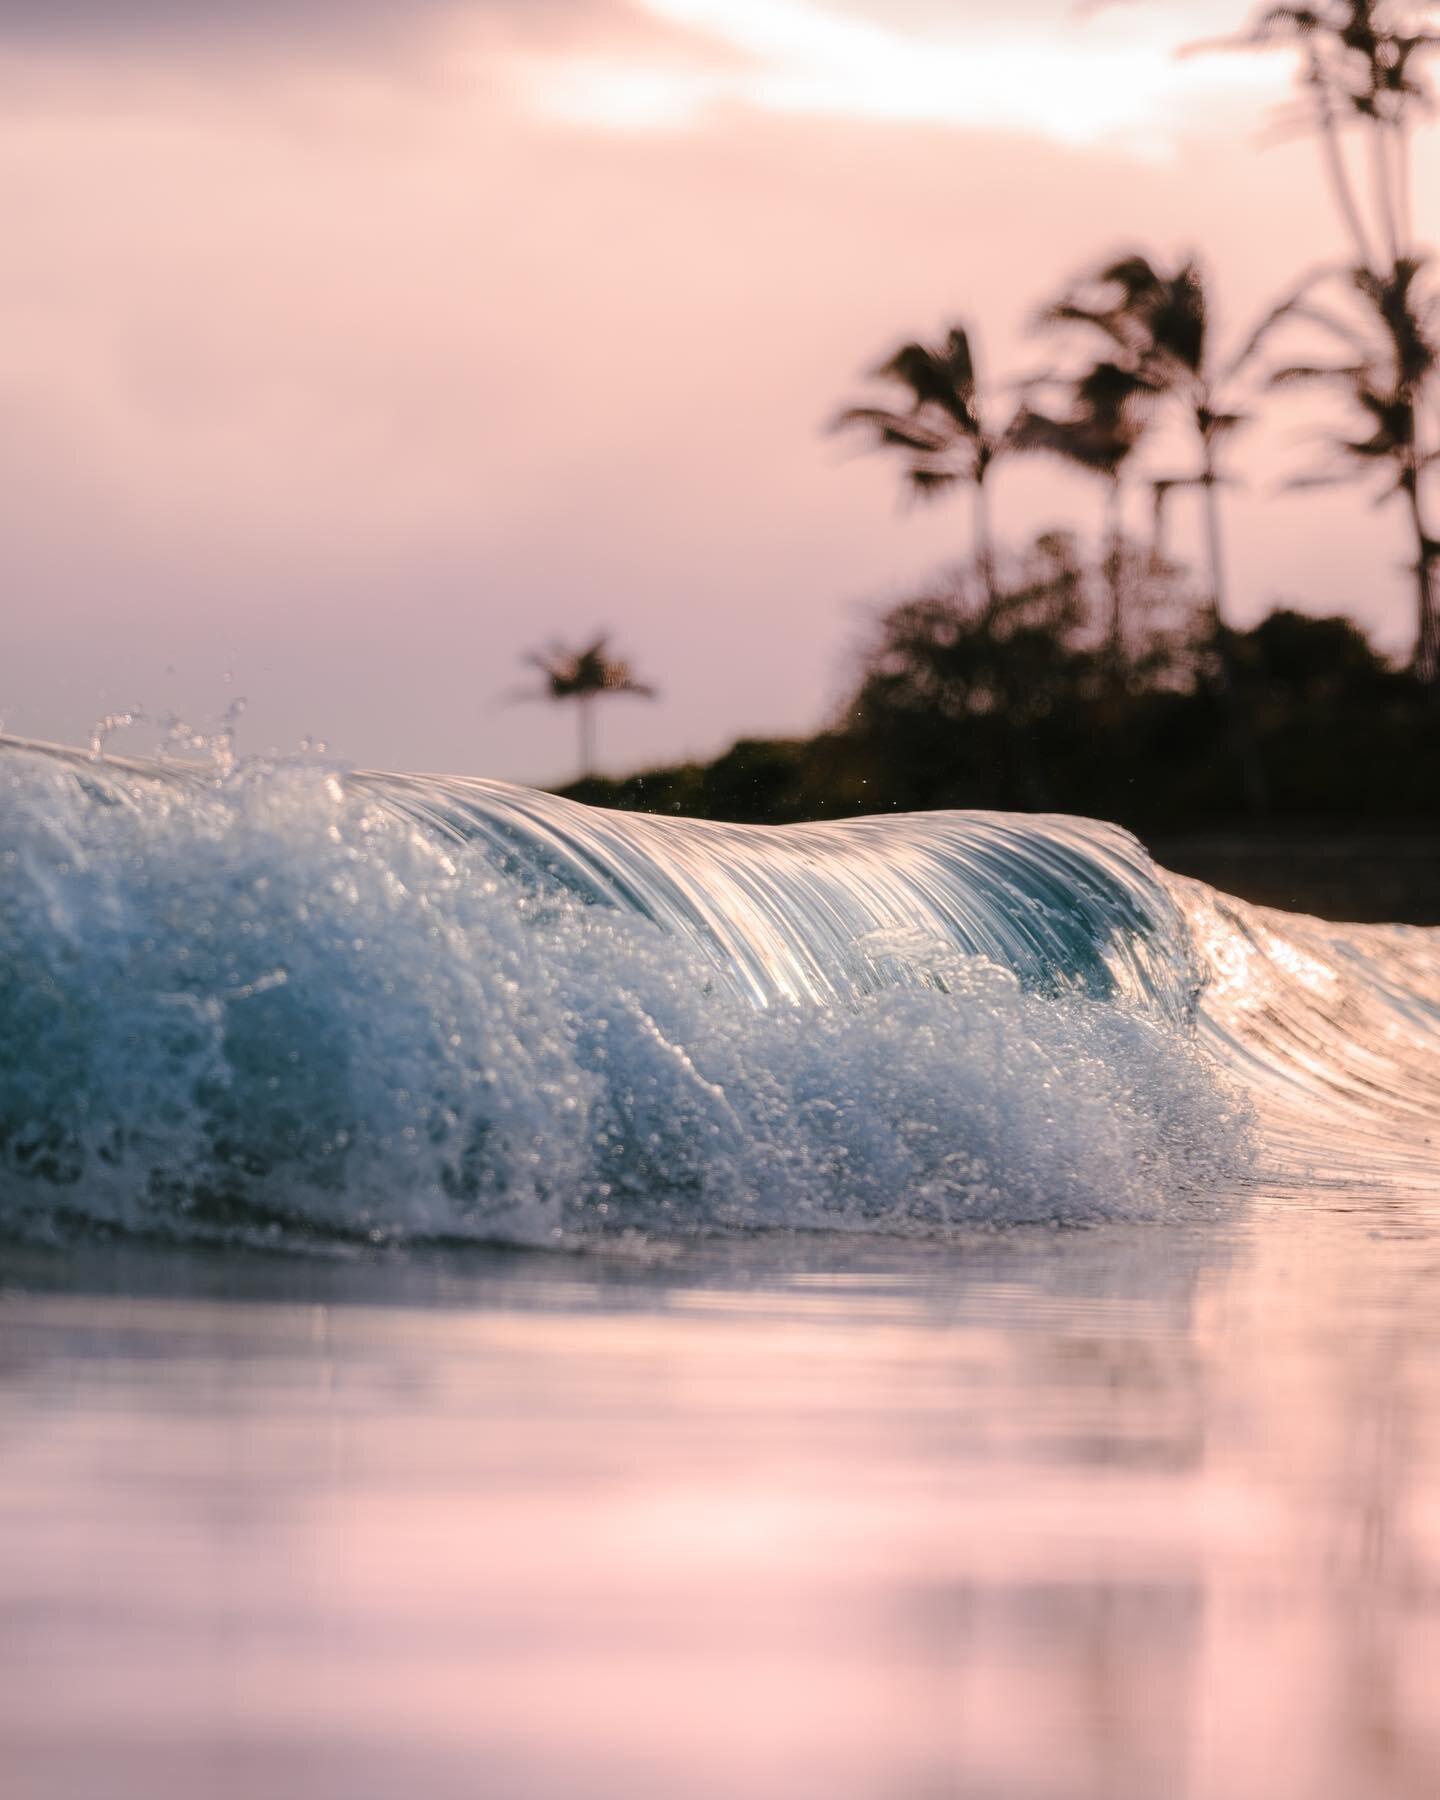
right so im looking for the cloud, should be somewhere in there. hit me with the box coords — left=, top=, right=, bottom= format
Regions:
left=518, top=0, right=1281, bottom=150
left=0, top=0, right=602, bottom=57
left=0, top=0, right=1278, bottom=150
left=0, top=1, right=427, bottom=40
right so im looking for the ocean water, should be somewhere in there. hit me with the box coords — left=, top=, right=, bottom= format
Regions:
left=1, top=738, right=1438, bottom=1797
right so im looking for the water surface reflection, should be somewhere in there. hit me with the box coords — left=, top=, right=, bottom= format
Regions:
left=0, top=1200, right=1436, bottom=1799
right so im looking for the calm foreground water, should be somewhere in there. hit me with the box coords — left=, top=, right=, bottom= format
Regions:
left=2, top=1184, right=1438, bottom=1800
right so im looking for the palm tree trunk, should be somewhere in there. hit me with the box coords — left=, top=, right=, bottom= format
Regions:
left=1202, top=463, right=1269, bottom=817
left=578, top=695, right=596, bottom=779
left=1307, top=52, right=1378, bottom=270
left=1403, top=474, right=1439, bottom=687
left=1393, top=120, right=1413, bottom=259
left=1199, top=467, right=1229, bottom=633
left=973, top=477, right=999, bottom=619
left=1104, top=477, right=1125, bottom=671
left=1149, top=483, right=1171, bottom=570
left=1368, top=122, right=1401, bottom=266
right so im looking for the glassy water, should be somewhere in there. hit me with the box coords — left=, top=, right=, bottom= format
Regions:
left=2, top=1185, right=1437, bottom=1800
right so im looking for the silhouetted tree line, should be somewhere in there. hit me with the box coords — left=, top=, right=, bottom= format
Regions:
left=548, top=6, right=1440, bottom=828
left=561, top=531, right=1437, bottom=829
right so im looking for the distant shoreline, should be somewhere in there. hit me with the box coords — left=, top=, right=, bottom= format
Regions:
left=1148, top=829, right=1440, bottom=927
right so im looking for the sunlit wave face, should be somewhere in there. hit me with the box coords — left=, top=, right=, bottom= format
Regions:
left=512, top=0, right=1286, bottom=150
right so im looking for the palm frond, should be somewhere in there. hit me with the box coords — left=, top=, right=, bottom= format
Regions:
left=906, top=467, right=963, bottom=499
left=1035, top=300, right=1136, bottom=355
left=1268, top=359, right=1370, bottom=386
left=831, top=407, right=952, bottom=455
left=873, top=333, right=980, bottom=433
left=1233, top=264, right=1358, bottom=362
left=1010, top=403, right=1137, bottom=476
left=1201, top=408, right=1251, bottom=439
left=516, top=634, right=657, bottom=704
left=1283, top=466, right=1358, bottom=491
left=1182, top=7, right=1328, bottom=58
left=832, top=318, right=1018, bottom=525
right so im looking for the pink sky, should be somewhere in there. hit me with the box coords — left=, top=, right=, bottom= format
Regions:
left=1, top=0, right=1433, bottom=783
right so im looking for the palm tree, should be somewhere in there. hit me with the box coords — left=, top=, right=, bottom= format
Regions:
left=1197, top=4, right=1440, bottom=269
left=1329, top=1, right=1440, bottom=260
left=513, top=635, right=657, bottom=779
left=1254, top=256, right=1440, bottom=681
left=831, top=324, right=1023, bottom=611
left=1014, top=331, right=1156, bottom=668
left=1037, top=253, right=1252, bottom=637
left=1195, top=7, right=1440, bottom=684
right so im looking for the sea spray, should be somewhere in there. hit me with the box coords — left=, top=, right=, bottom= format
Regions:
left=0, top=742, right=1265, bottom=1247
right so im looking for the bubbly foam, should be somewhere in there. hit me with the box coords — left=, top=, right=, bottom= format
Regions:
left=0, top=739, right=1433, bottom=1249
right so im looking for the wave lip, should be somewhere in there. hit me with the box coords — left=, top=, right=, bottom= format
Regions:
left=1176, top=874, right=1440, bottom=1187
left=359, top=771, right=1206, bottom=1018
left=0, top=739, right=1434, bottom=1248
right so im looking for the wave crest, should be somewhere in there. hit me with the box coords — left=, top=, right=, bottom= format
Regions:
left=0, top=739, right=1433, bottom=1247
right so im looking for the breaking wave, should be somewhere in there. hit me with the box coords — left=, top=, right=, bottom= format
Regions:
left=0, top=737, right=1434, bottom=1248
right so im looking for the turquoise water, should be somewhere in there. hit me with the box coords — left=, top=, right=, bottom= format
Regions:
left=2, top=739, right=1436, bottom=1243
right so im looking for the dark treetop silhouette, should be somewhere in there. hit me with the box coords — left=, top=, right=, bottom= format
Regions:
left=512, top=635, right=657, bottom=780
left=1209, top=2, right=1440, bottom=682
left=1252, top=256, right=1440, bottom=681
left=830, top=326, right=1025, bottom=611
left=1199, top=3, right=1440, bottom=272
left=1034, top=254, right=1252, bottom=642
left=1013, top=324, right=1158, bottom=668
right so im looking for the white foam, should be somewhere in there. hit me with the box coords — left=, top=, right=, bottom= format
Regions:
left=0, top=751, right=1250, bottom=1247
